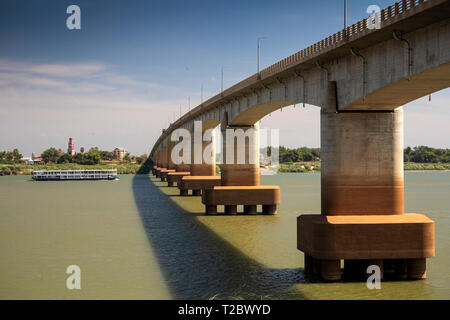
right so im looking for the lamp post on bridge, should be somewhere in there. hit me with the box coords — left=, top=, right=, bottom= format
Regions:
left=221, top=66, right=229, bottom=94
left=257, top=36, right=267, bottom=75
left=344, top=0, right=347, bottom=30
left=221, top=67, right=224, bottom=93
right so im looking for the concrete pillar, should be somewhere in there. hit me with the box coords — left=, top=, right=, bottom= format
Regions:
left=166, top=140, right=176, bottom=170
left=321, top=81, right=404, bottom=215
left=407, top=258, right=427, bottom=280
left=225, top=205, right=238, bottom=215
left=205, top=205, right=217, bottom=215
left=394, top=259, right=408, bottom=275
left=344, top=260, right=364, bottom=279
left=221, top=122, right=260, bottom=186
left=244, top=205, right=257, bottom=215
left=161, top=144, right=168, bottom=169
left=175, top=163, right=191, bottom=172
left=321, top=260, right=341, bottom=281
left=158, top=149, right=163, bottom=167
left=304, top=254, right=314, bottom=275
left=172, top=135, right=191, bottom=172
left=190, top=128, right=216, bottom=176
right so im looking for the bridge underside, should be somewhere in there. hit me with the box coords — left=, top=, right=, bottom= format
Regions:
left=343, top=62, right=450, bottom=110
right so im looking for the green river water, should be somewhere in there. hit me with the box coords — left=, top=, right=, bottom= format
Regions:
left=0, top=172, right=449, bottom=299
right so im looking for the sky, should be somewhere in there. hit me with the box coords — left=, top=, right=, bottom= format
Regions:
left=0, top=0, right=449, bottom=156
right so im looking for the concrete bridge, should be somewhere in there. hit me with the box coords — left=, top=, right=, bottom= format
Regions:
left=149, top=0, right=449, bottom=281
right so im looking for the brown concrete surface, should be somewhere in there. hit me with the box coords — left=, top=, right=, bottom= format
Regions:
left=155, top=167, right=165, bottom=178
left=297, top=214, right=435, bottom=260
left=167, top=172, right=190, bottom=187
left=202, top=186, right=281, bottom=206
left=321, top=83, right=404, bottom=216
left=160, top=169, right=176, bottom=181
left=179, top=176, right=221, bottom=192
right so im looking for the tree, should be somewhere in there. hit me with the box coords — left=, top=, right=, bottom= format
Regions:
left=57, top=153, right=73, bottom=164
left=80, top=147, right=85, bottom=154
left=84, top=151, right=101, bottom=165
left=136, top=154, right=148, bottom=164
left=11, top=149, right=22, bottom=162
left=98, top=150, right=113, bottom=161
left=41, top=148, right=60, bottom=163
left=123, top=153, right=131, bottom=163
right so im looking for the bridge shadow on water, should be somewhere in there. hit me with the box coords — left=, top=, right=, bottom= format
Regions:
left=132, top=173, right=309, bottom=300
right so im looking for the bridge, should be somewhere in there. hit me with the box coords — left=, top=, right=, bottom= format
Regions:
left=149, top=0, right=449, bottom=281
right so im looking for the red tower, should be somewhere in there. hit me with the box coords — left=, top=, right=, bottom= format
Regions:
left=68, top=137, right=75, bottom=156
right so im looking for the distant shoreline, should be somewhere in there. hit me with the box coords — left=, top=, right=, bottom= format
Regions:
left=1, top=162, right=449, bottom=176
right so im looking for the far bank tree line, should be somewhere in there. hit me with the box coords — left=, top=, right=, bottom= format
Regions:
left=0, top=147, right=148, bottom=165
left=40, top=147, right=148, bottom=165
left=1, top=146, right=449, bottom=165
left=266, top=145, right=450, bottom=164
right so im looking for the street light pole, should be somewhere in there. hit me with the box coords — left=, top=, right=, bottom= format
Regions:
left=221, top=67, right=224, bottom=93
left=257, top=37, right=266, bottom=74
left=344, top=0, right=347, bottom=30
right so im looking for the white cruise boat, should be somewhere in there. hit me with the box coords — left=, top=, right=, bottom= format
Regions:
left=32, top=169, right=118, bottom=181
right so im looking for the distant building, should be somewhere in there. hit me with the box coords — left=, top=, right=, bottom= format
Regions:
left=113, top=148, right=128, bottom=161
left=68, top=137, right=75, bottom=156
left=33, top=157, right=43, bottom=164
left=21, top=157, right=32, bottom=164
left=22, top=157, right=43, bottom=165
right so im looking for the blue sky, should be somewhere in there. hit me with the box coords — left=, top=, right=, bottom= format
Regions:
left=0, top=0, right=449, bottom=155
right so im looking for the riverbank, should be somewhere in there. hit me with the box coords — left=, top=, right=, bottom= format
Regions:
left=1, top=161, right=449, bottom=176
left=277, top=162, right=450, bottom=173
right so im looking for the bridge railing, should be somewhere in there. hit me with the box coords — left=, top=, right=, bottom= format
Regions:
left=258, top=0, right=428, bottom=80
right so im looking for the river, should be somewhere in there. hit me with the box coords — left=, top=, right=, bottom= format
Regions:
left=0, top=172, right=449, bottom=299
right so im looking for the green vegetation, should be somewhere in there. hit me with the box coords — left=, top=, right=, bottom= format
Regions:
left=278, top=162, right=321, bottom=173
left=404, top=162, right=450, bottom=171
left=1, top=145, right=449, bottom=176
left=266, top=146, right=320, bottom=163
left=0, top=149, right=23, bottom=164
left=270, top=145, right=449, bottom=173
left=404, top=146, right=450, bottom=163
left=0, top=146, right=149, bottom=176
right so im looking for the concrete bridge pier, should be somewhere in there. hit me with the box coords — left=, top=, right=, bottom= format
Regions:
left=152, top=150, right=160, bottom=176
left=167, top=161, right=191, bottom=187
left=159, top=140, right=176, bottom=182
left=178, top=128, right=220, bottom=196
left=220, top=123, right=260, bottom=187
left=202, top=122, right=280, bottom=215
left=191, top=129, right=216, bottom=195
left=154, top=149, right=165, bottom=178
left=297, top=82, right=435, bottom=281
